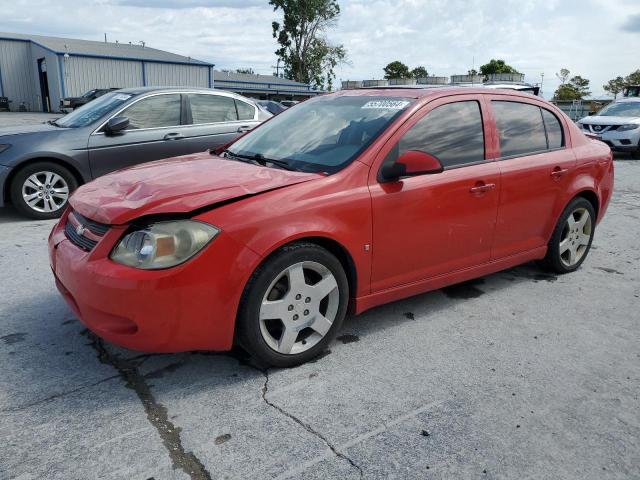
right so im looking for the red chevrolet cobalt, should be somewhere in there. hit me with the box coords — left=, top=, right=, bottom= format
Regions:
left=49, top=88, right=614, bottom=367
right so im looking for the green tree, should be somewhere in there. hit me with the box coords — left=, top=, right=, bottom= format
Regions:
left=467, top=68, right=478, bottom=76
left=479, top=59, right=519, bottom=75
left=603, top=76, right=625, bottom=98
left=236, top=68, right=255, bottom=75
left=411, top=66, right=428, bottom=78
left=625, top=69, right=640, bottom=85
left=383, top=61, right=412, bottom=79
left=556, top=68, right=570, bottom=85
left=553, top=74, right=591, bottom=101
left=270, top=0, right=346, bottom=91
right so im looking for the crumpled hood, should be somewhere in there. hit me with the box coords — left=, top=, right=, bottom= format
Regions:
left=70, top=152, right=321, bottom=224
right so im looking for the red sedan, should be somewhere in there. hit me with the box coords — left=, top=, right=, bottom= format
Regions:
left=49, top=88, right=614, bottom=367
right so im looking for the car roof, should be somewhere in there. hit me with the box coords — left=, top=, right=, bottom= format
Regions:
left=332, top=86, right=538, bottom=101
left=614, top=97, right=640, bottom=103
left=115, top=86, right=216, bottom=95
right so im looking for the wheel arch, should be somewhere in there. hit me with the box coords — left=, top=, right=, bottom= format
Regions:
left=574, top=189, right=599, bottom=219
left=4, top=157, right=86, bottom=204
left=255, top=235, right=358, bottom=301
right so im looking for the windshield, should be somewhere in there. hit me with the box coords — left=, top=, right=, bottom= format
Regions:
left=597, top=102, right=640, bottom=117
left=56, top=92, right=134, bottom=128
left=227, top=95, right=413, bottom=173
left=82, top=89, right=98, bottom=98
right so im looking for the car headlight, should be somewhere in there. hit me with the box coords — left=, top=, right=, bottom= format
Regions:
left=110, top=220, right=219, bottom=270
left=618, top=124, right=640, bottom=131
left=0, top=144, right=11, bottom=154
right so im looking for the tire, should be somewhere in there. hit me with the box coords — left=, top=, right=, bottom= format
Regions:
left=541, top=197, right=596, bottom=274
left=10, top=162, right=78, bottom=220
left=631, top=149, right=640, bottom=160
left=237, top=242, right=349, bottom=368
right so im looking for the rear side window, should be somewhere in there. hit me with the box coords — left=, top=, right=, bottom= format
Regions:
left=397, top=101, right=485, bottom=168
left=235, top=100, right=256, bottom=120
left=541, top=109, right=564, bottom=149
left=188, top=94, right=238, bottom=124
left=492, top=101, right=548, bottom=157
left=123, top=94, right=181, bottom=129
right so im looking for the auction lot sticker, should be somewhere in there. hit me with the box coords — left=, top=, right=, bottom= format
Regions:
left=362, top=100, right=410, bottom=109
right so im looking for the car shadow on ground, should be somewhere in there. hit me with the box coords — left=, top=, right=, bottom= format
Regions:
left=3, top=260, right=558, bottom=417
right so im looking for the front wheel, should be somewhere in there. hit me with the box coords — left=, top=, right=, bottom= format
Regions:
left=237, top=242, right=349, bottom=368
left=10, top=162, right=77, bottom=220
left=542, top=197, right=596, bottom=274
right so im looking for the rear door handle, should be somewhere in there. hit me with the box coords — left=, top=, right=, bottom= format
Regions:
left=470, top=182, right=496, bottom=194
left=164, top=132, right=184, bottom=141
left=551, top=167, right=569, bottom=178
left=237, top=125, right=253, bottom=133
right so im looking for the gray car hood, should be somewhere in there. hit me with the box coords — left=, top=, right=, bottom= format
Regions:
left=0, top=123, right=61, bottom=138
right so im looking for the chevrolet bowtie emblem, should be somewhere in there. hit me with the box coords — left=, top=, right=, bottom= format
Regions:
left=76, top=224, right=86, bottom=236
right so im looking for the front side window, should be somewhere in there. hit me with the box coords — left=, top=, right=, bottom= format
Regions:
left=236, top=100, right=256, bottom=120
left=492, top=101, right=547, bottom=157
left=189, top=94, right=238, bottom=124
left=227, top=95, right=412, bottom=174
left=392, top=100, right=485, bottom=169
left=123, top=94, right=182, bottom=130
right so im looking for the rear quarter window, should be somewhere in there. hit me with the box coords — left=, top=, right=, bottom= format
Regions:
left=541, top=109, right=564, bottom=149
left=235, top=100, right=256, bottom=120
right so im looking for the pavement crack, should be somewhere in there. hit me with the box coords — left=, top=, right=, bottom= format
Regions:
left=1, top=374, right=120, bottom=413
left=83, top=331, right=212, bottom=480
left=260, top=368, right=364, bottom=479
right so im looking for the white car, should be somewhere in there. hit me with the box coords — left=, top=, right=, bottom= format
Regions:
left=578, top=98, right=640, bottom=158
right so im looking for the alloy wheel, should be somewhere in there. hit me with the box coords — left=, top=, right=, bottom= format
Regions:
left=21, top=171, right=69, bottom=213
left=259, top=261, right=339, bottom=355
left=559, top=207, right=592, bottom=267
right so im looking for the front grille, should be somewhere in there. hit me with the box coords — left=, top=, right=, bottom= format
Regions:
left=72, top=211, right=110, bottom=236
left=65, top=221, right=98, bottom=250
left=588, top=124, right=620, bottom=133
left=64, top=210, right=110, bottom=251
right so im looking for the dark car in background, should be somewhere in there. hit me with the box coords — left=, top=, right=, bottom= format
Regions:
left=0, top=87, right=271, bottom=219
left=60, top=88, right=121, bottom=111
left=256, top=100, right=287, bottom=115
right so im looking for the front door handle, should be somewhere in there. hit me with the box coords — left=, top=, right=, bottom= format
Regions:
left=164, top=132, right=184, bottom=141
left=470, top=182, right=496, bottom=194
left=237, top=125, right=253, bottom=133
left=551, top=167, right=569, bottom=179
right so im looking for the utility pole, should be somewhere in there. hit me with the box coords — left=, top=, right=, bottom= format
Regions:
left=271, top=58, right=282, bottom=77
left=540, top=72, right=544, bottom=98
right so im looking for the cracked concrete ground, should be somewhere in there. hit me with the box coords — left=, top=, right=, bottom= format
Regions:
left=1, top=156, right=639, bottom=479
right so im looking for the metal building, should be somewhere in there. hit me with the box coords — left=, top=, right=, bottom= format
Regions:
left=0, top=32, right=213, bottom=112
left=212, top=70, right=321, bottom=101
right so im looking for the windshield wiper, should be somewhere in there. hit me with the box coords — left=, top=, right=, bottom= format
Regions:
left=223, top=151, right=297, bottom=171
left=47, top=120, right=61, bottom=127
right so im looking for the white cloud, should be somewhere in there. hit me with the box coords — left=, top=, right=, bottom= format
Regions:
left=1, top=0, right=638, bottom=97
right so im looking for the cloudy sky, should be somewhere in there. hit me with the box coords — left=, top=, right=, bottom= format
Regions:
left=2, top=0, right=639, bottom=98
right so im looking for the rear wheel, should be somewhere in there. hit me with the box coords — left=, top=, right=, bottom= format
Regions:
left=10, top=162, right=77, bottom=220
left=541, top=197, right=595, bottom=274
left=237, top=242, right=349, bottom=367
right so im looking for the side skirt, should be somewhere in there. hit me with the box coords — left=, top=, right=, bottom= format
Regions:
left=352, top=246, right=547, bottom=315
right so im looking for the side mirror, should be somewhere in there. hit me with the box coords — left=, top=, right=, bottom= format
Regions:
left=105, top=116, right=129, bottom=135
left=380, top=150, right=443, bottom=182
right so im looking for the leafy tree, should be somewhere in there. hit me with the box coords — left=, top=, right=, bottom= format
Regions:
left=467, top=68, right=478, bottom=76
left=553, top=74, right=591, bottom=101
left=625, top=69, right=640, bottom=85
left=556, top=68, right=570, bottom=85
left=270, top=0, right=346, bottom=91
left=603, top=76, right=625, bottom=98
left=383, top=61, right=412, bottom=79
left=411, top=66, right=428, bottom=78
left=479, top=59, right=519, bottom=75
left=236, top=68, right=255, bottom=75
